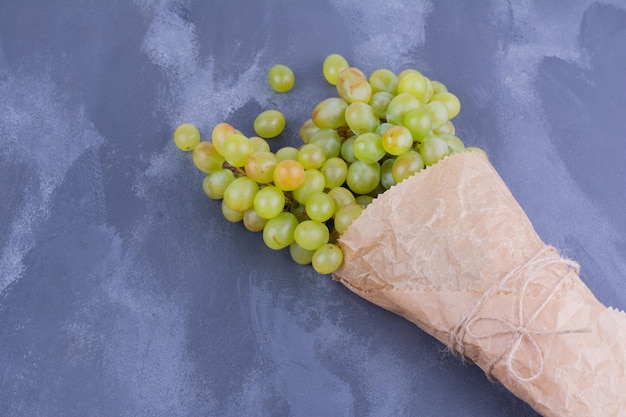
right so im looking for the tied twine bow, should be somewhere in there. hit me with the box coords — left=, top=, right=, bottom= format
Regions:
left=449, top=245, right=591, bottom=382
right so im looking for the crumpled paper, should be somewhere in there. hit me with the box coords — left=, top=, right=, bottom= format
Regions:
left=333, top=152, right=626, bottom=417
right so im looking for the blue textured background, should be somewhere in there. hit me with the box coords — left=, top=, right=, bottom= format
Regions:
left=1, top=1, right=625, bottom=416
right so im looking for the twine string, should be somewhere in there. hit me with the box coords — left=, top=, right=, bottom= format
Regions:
left=449, top=245, right=591, bottom=382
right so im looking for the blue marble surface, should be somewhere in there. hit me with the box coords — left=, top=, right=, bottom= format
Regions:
left=1, top=1, right=625, bottom=416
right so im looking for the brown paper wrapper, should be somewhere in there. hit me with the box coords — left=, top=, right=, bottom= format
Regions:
left=333, top=152, right=626, bottom=417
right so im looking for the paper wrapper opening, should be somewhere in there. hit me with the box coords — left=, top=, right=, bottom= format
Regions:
left=333, top=152, right=626, bottom=417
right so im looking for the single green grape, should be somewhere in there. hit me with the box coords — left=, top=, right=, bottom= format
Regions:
left=202, top=176, right=223, bottom=200
left=305, top=192, right=335, bottom=222
left=369, top=91, right=394, bottom=119
left=336, top=67, right=372, bottom=103
left=430, top=80, right=448, bottom=94
left=417, top=135, right=451, bottom=166
left=425, top=101, right=449, bottom=129
left=223, top=176, right=259, bottom=212
left=249, top=136, right=270, bottom=153
left=328, top=187, right=356, bottom=215
left=320, top=157, right=348, bottom=189
left=262, top=212, right=298, bottom=250
left=292, top=169, right=325, bottom=204
left=297, top=143, right=327, bottom=170
left=192, top=141, right=225, bottom=173
left=308, top=128, right=342, bottom=158
left=392, top=150, right=425, bottom=183
left=294, top=220, right=329, bottom=251
left=403, top=108, right=433, bottom=142
left=221, top=200, right=244, bottom=223
left=275, top=146, right=299, bottom=161
left=346, top=161, right=380, bottom=195
left=381, top=125, right=413, bottom=156
left=375, top=123, right=393, bottom=136
left=268, top=64, right=295, bottom=92
left=439, top=134, right=465, bottom=154
left=380, top=158, right=397, bottom=190
left=355, top=195, right=373, bottom=208
left=345, top=102, right=380, bottom=135
left=311, top=97, right=348, bottom=129
left=312, top=244, right=344, bottom=274
left=353, top=132, right=385, bottom=163
left=253, top=185, right=286, bottom=219
left=174, top=123, right=200, bottom=151
left=273, top=159, right=305, bottom=191
left=334, top=203, right=363, bottom=234
left=289, top=242, right=316, bottom=265
left=323, top=54, right=349, bottom=85
left=254, top=110, right=286, bottom=138
left=386, top=93, right=421, bottom=125
left=206, top=168, right=235, bottom=198
left=299, top=118, right=320, bottom=143
left=221, top=134, right=255, bottom=167
left=340, top=135, right=357, bottom=163
left=243, top=208, right=268, bottom=232
left=433, top=120, right=455, bottom=135
left=211, top=122, right=236, bottom=155
left=397, top=71, right=428, bottom=102
left=368, top=68, right=399, bottom=94
left=244, top=151, right=278, bottom=184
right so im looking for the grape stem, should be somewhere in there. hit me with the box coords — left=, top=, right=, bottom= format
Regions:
left=223, top=162, right=246, bottom=177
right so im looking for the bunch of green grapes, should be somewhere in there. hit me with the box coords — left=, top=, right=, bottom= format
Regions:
left=174, top=54, right=486, bottom=274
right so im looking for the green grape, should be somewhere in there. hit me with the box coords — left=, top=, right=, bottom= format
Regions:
left=273, top=160, right=306, bottom=191
left=381, top=125, right=413, bottom=155
left=353, top=132, right=385, bottom=163
left=206, top=168, right=235, bottom=198
left=202, top=175, right=223, bottom=199
left=297, top=143, right=327, bottom=170
left=305, top=192, right=335, bottom=222
left=275, top=146, right=299, bottom=161
left=398, top=68, right=420, bottom=81
left=312, top=97, right=348, bottom=129
left=211, top=122, right=236, bottom=155
left=294, top=220, right=329, bottom=251
left=340, top=135, right=357, bottom=163
left=392, top=150, right=425, bottom=183
left=380, top=158, right=397, bottom=190
left=289, top=242, right=316, bottom=265
left=262, top=212, right=298, bottom=250
left=192, top=141, right=225, bottom=173
left=464, top=147, right=488, bottom=160
left=243, top=208, right=268, bottom=232
left=254, top=110, right=286, bottom=138
left=253, top=185, right=286, bottom=219
left=292, top=169, right=325, bottom=204
left=422, top=76, right=434, bottom=103
left=312, top=244, right=344, bottom=274
left=386, top=93, right=421, bottom=125
left=368, top=68, right=399, bottom=94
left=430, top=80, right=448, bottom=94
left=376, top=122, right=393, bottom=136
left=299, top=118, right=320, bottom=143
left=397, top=71, right=428, bottom=102
left=433, top=120, right=455, bottom=135
left=418, top=135, right=451, bottom=166
left=336, top=67, right=372, bottom=103
left=268, top=64, right=295, bottom=92
left=369, top=91, right=394, bottom=119
left=430, top=92, right=461, bottom=119
left=323, top=53, right=349, bottom=85
left=221, top=200, right=244, bottom=223
left=334, top=203, right=363, bottom=234
left=223, top=176, right=258, bottom=212
left=320, top=157, right=348, bottom=189
left=308, top=128, right=342, bottom=158
left=346, top=161, right=380, bottom=195
left=221, top=134, right=255, bottom=167
left=439, top=134, right=465, bottom=154
left=249, top=136, right=270, bottom=153
left=345, top=102, right=380, bottom=135
left=425, top=101, right=449, bottom=129
left=355, top=195, right=373, bottom=208
left=244, top=151, right=278, bottom=184
left=174, top=123, right=200, bottom=151
left=403, top=108, right=433, bottom=142
left=328, top=187, right=356, bottom=214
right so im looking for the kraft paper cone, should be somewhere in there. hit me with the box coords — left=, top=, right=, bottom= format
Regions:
left=333, top=152, right=626, bottom=417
